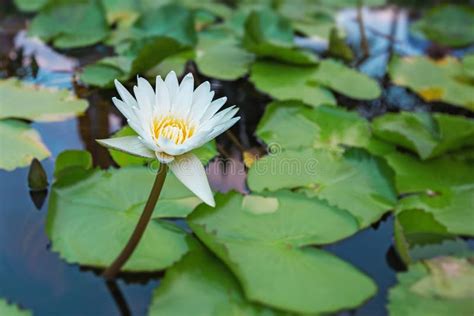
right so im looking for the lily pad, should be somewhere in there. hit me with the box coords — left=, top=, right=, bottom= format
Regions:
left=188, top=191, right=376, bottom=314
left=0, top=79, right=88, bottom=122
left=29, top=0, right=109, bottom=48
left=80, top=57, right=132, bottom=88
left=149, top=240, right=283, bottom=316
left=412, top=4, right=474, bottom=48
left=248, top=148, right=397, bottom=227
left=388, top=256, right=474, bottom=316
left=314, top=59, right=381, bottom=100
left=101, top=0, right=139, bottom=26
left=372, top=112, right=474, bottom=160
left=54, top=150, right=93, bottom=178
left=386, top=151, right=474, bottom=237
left=195, top=36, right=255, bottom=80
left=0, top=120, right=50, bottom=171
left=46, top=166, right=199, bottom=271
left=250, top=61, right=336, bottom=107
left=463, top=54, right=474, bottom=78
left=396, top=187, right=474, bottom=237
left=384, top=151, right=474, bottom=194
left=389, top=56, right=474, bottom=111
left=256, top=101, right=370, bottom=151
left=14, top=0, right=48, bottom=12
left=243, top=11, right=318, bottom=65
left=134, top=4, right=197, bottom=46
left=393, top=208, right=466, bottom=264
left=0, top=299, right=31, bottom=316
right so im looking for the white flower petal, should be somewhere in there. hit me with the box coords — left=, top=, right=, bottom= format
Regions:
left=199, top=105, right=238, bottom=131
left=174, top=73, right=194, bottom=117
left=135, top=76, right=155, bottom=117
left=112, top=97, right=135, bottom=121
left=114, top=79, right=138, bottom=107
left=189, top=81, right=210, bottom=117
left=194, top=116, right=241, bottom=148
left=199, top=97, right=227, bottom=123
left=169, top=153, right=215, bottom=207
left=155, top=75, right=171, bottom=114
left=165, top=71, right=179, bottom=109
left=96, top=136, right=154, bottom=158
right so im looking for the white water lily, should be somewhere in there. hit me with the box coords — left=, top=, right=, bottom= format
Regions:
left=97, top=72, right=240, bottom=207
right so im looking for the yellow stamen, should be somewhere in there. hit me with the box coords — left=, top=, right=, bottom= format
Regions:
left=152, top=116, right=195, bottom=145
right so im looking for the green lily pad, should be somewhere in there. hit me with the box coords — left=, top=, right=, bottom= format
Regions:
left=387, top=151, right=474, bottom=237
left=463, top=54, right=474, bottom=78
left=314, top=59, right=381, bottom=100
left=80, top=57, right=132, bottom=88
left=149, top=240, right=284, bottom=316
left=54, top=150, right=93, bottom=178
left=388, top=256, right=474, bottom=316
left=29, top=0, right=109, bottom=48
left=412, top=4, right=474, bottom=48
left=389, top=56, right=474, bottom=111
left=195, top=36, right=255, bottom=80
left=328, top=27, right=354, bottom=61
left=256, top=101, right=370, bottom=151
left=14, top=0, right=48, bottom=12
left=393, top=208, right=466, bottom=265
left=46, top=166, right=198, bottom=271
left=0, top=79, right=88, bottom=122
left=384, top=151, right=474, bottom=194
left=127, top=36, right=190, bottom=76
left=0, top=120, right=50, bottom=171
left=250, top=61, right=336, bottom=107
left=243, top=11, right=318, bottom=65
left=101, top=0, right=139, bottom=26
left=0, top=299, right=31, bottom=316
left=188, top=191, right=375, bottom=314
left=372, top=112, right=474, bottom=160
left=134, top=4, right=197, bottom=46
left=396, top=187, right=474, bottom=237
left=248, top=148, right=397, bottom=227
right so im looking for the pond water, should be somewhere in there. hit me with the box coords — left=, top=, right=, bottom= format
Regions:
left=1, top=2, right=473, bottom=316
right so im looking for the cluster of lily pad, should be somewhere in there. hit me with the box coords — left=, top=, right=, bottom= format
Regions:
left=2, top=0, right=474, bottom=315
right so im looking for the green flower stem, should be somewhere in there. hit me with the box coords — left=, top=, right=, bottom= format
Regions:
left=102, top=164, right=168, bottom=280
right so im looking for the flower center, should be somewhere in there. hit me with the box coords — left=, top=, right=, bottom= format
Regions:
left=152, top=116, right=195, bottom=145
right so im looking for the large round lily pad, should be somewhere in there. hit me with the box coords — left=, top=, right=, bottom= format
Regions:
left=188, top=191, right=376, bottom=314
left=46, top=166, right=194, bottom=271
